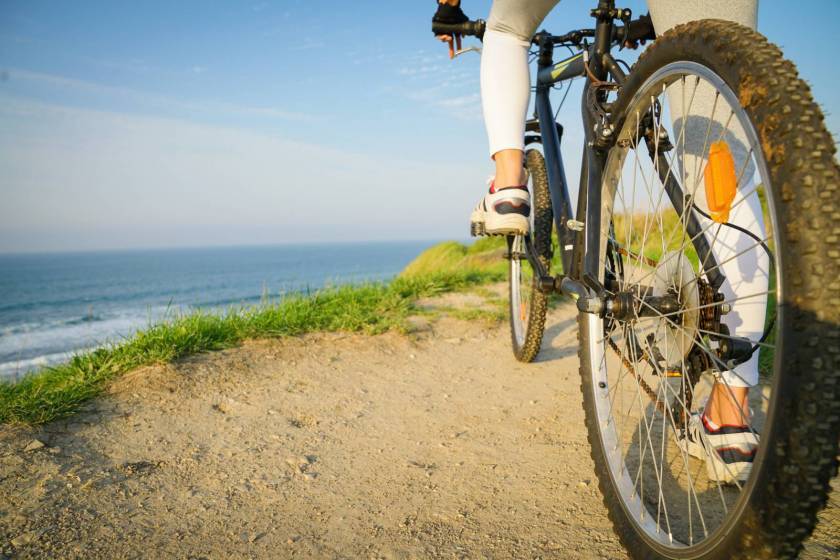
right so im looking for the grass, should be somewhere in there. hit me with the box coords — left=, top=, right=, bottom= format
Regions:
left=612, top=210, right=700, bottom=268
left=2, top=227, right=777, bottom=425
left=0, top=240, right=508, bottom=426
left=399, top=237, right=508, bottom=278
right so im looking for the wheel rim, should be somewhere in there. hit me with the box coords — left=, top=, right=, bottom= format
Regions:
left=510, top=172, right=539, bottom=348
left=588, top=62, right=782, bottom=551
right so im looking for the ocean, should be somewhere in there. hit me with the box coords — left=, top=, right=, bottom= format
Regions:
left=0, top=240, right=434, bottom=381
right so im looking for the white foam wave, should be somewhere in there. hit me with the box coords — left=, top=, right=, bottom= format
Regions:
left=0, top=350, right=85, bottom=380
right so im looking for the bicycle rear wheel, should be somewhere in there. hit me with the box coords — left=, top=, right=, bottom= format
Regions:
left=509, top=149, right=553, bottom=362
left=578, top=20, right=839, bottom=559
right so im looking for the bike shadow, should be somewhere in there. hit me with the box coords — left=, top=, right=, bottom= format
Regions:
left=534, top=304, right=579, bottom=363
left=618, top=385, right=770, bottom=545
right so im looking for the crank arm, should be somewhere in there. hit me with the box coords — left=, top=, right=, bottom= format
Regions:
left=523, top=235, right=556, bottom=293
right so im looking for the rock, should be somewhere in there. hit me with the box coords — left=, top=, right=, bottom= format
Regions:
left=48, top=446, right=61, bottom=454
left=11, top=531, right=35, bottom=547
left=23, top=439, right=45, bottom=452
left=213, top=402, right=230, bottom=414
left=405, top=316, right=431, bottom=333
left=286, top=456, right=311, bottom=471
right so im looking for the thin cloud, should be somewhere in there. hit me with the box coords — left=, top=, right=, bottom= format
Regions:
left=0, top=96, right=483, bottom=251
left=398, top=65, right=443, bottom=76
left=396, top=52, right=482, bottom=121
left=438, top=93, right=479, bottom=108
left=2, top=67, right=322, bottom=123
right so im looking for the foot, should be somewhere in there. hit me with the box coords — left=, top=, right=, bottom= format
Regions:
left=676, top=412, right=758, bottom=484
left=470, top=182, right=530, bottom=236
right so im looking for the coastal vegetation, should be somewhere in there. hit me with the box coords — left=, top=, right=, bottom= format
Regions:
left=0, top=239, right=507, bottom=425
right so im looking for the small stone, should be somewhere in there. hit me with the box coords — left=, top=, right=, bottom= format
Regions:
left=300, top=472, right=317, bottom=481
left=48, top=446, right=61, bottom=454
left=23, top=439, right=45, bottom=452
left=267, top=409, right=277, bottom=415
left=405, top=316, right=431, bottom=333
left=577, top=479, right=591, bottom=488
left=11, top=531, right=35, bottom=547
left=213, top=402, right=230, bottom=414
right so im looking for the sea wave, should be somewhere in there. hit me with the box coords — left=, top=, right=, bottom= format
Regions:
left=0, top=241, right=428, bottom=382
left=0, top=350, right=88, bottom=381
left=0, top=313, right=107, bottom=337
left=0, top=312, right=160, bottom=379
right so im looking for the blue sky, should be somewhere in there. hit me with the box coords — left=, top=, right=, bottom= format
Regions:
left=1, top=0, right=837, bottom=252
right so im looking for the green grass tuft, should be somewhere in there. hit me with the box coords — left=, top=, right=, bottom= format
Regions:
left=399, top=238, right=507, bottom=279
left=0, top=240, right=506, bottom=426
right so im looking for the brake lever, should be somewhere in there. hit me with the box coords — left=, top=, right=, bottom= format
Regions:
left=453, top=45, right=482, bottom=58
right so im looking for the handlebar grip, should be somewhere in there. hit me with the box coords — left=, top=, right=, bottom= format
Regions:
left=623, top=13, right=656, bottom=43
left=431, top=19, right=486, bottom=40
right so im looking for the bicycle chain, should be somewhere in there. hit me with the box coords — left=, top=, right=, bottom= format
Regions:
left=606, top=337, right=667, bottom=414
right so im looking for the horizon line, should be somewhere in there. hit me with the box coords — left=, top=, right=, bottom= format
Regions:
left=0, top=237, right=466, bottom=258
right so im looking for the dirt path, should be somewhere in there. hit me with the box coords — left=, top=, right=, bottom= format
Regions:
left=1, top=290, right=837, bottom=559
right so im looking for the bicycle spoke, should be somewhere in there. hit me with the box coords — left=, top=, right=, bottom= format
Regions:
left=585, top=59, right=787, bottom=551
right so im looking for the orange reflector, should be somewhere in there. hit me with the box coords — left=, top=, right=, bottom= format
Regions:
left=666, top=370, right=682, bottom=378
left=703, top=141, right=738, bottom=224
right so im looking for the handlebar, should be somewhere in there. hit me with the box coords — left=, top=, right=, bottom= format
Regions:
left=430, top=14, right=653, bottom=49
left=547, top=29, right=595, bottom=45
left=546, top=14, right=654, bottom=47
left=431, top=19, right=487, bottom=40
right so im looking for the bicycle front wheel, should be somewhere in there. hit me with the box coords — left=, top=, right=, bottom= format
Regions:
left=578, top=20, right=839, bottom=559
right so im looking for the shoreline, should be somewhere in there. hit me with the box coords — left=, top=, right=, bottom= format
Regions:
left=0, top=239, right=507, bottom=425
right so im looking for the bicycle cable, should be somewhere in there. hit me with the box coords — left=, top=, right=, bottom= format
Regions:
left=685, top=195, right=777, bottom=362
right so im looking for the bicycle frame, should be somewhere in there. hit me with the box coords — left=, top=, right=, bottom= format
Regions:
left=529, top=0, right=628, bottom=294
left=528, top=0, right=723, bottom=301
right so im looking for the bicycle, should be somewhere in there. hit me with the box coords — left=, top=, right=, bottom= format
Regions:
left=433, top=3, right=839, bottom=558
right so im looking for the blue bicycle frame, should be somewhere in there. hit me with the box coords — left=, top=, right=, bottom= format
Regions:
left=529, top=8, right=724, bottom=299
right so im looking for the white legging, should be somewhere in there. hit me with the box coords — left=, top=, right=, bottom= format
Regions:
left=482, top=0, right=767, bottom=388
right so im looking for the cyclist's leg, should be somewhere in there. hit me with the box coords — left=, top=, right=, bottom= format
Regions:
left=646, top=0, right=757, bottom=33
left=481, top=0, right=560, bottom=187
left=647, top=0, right=765, bottom=426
